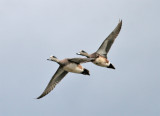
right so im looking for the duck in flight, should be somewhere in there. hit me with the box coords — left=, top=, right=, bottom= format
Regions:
left=77, top=20, right=122, bottom=69
left=37, top=56, right=94, bottom=99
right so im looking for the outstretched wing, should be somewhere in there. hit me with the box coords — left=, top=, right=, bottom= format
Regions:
left=68, top=58, right=95, bottom=64
left=96, top=20, right=122, bottom=57
left=37, top=66, right=68, bottom=99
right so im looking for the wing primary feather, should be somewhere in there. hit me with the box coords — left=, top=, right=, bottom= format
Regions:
left=37, top=66, right=68, bottom=99
left=68, top=58, right=95, bottom=64
left=96, top=20, right=122, bottom=57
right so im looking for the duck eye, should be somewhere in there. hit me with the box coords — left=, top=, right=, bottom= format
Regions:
left=81, top=50, right=86, bottom=53
left=52, top=56, right=57, bottom=58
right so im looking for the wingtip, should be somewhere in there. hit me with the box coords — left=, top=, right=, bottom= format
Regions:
left=36, top=94, right=44, bottom=99
left=119, top=19, right=122, bottom=21
left=119, top=19, right=122, bottom=23
left=118, top=19, right=122, bottom=24
left=117, top=19, right=122, bottom=30
left=33, top=97, right=40, bottom=100
left=36, top=96, right=41, bottom=99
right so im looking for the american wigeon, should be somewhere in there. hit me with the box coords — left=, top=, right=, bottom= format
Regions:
left=77, top=20, right=122, bottom=69
left=37, top=56, right=94, bottom=99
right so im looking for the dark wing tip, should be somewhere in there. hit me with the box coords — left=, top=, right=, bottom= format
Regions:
left=36, top=68, right=68, bottom=99
left=37, top=97, right=41, bottom=99
left=36, top=93, right=46, bottom=99
left=37, top=96, right=42, bottom=99
left=36, top=89, right=53, bottom=99
left=36, top=85, right=55, bottom=99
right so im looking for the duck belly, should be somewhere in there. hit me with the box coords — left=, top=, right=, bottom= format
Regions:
left=63, top=63, right=83, bottom=73
left=93, top=57, right=109, bottom=67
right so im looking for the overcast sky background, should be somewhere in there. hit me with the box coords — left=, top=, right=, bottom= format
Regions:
left=0, top=0, right=160, bottom=116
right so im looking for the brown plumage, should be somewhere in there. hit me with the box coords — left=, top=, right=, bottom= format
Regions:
left=77, top=20, right=122, bottom=69
left=37, top=56, right=95, bottom=99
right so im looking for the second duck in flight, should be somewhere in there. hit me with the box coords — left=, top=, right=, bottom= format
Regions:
left=37, top=56, right=94, bottom=99
left=77, top=20, right=122, bottom=69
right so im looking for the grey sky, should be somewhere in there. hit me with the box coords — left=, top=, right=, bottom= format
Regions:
left=0, top=0, right=160, bottom=116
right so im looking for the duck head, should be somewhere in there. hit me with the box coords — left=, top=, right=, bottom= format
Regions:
left=76, top=50, right=90, bottom=58
left=47, top=55, right=59, bottom=63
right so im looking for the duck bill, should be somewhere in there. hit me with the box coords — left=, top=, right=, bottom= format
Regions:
left=47, top=58, right=52, bottom=61
left=76, top=52, right=81, bottom=55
